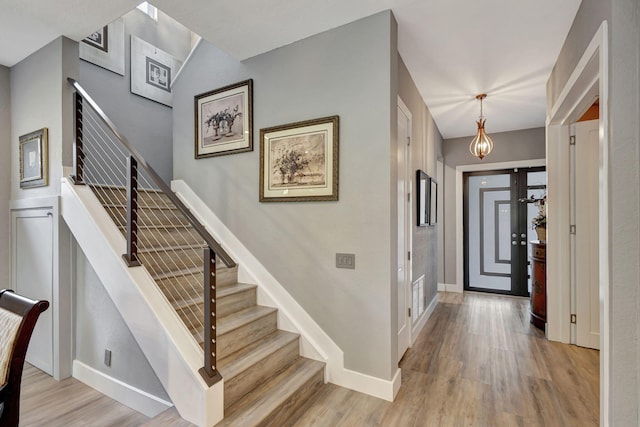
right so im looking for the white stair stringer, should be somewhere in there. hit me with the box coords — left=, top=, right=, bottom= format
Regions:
left=172, top=179, right=402, bottom=402
left=61, top=177, right=223, bottom=427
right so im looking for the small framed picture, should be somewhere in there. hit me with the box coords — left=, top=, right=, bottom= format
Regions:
left=82, top=26, right=108, bottom=52
left=416, top=170, right=429, bottom=226
left=260, top=116, right=339, bottom=202
left=19, top=128, right=48, bottom=189
left=194, top=80, right=253, bottom=158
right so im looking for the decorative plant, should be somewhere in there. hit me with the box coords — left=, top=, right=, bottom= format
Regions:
left=530, top=194, right=547, bottom=229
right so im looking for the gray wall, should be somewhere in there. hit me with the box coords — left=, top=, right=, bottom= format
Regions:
left=548, top=0, right=640, bottom=423
left=0, top=66, right=10, bottom=286
left=173, top=11, right=398, bottom=379
left=442, top=127, right=546, bottom=284
left=547, top=0, right=611, bottom=110
left=10, top=37, right=78, bottom=200
left=608, top=1, right=640, bottom=422
left=397, top=56, right=442, bottom=313
left=78, top=9, right=193, bottom=183
left=74, top=244, right=169, bottom=400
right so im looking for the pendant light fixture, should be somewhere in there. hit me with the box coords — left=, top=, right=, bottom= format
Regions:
left=469, top=94, right=494, bottom=160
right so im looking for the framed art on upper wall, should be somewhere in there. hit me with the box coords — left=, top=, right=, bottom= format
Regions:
left=19, top=128, right=48, bottom=189
left=194, top=80, right=253, bottom=158
left=79, top=18, right=125, bottom=75
left=130, top=35, right=182, bottom=107
left=260, top=115, right=339, bottom=202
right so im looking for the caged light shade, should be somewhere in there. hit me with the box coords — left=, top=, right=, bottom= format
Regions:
left=469, top=94, right=494, bottom=160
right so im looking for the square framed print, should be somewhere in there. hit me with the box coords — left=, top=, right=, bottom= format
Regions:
left=260, top=116, right=339, bottom=202
left=79, top=19, right=125, bottom=75
left=194, top=80, right=253, bottom=158
left=19, top=128, right=48, bottom=189
left=131, top=35, right=182, bottom=106
left=83, top=26, right=108, bottom=52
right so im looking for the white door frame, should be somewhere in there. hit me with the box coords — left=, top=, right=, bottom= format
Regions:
left=397, top=96, right=412, bottom=361
left=10, top=195, right=73, bottom=380
left=546, top=21, right=608, bottom=424
left=455, top=159, right=546, bottom=294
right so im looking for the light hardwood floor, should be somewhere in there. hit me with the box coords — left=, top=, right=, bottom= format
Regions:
left=20, top=292, right=599, bottom=426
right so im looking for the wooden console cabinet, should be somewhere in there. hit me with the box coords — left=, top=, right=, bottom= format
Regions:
left=530, top=241, right=546, bottom=330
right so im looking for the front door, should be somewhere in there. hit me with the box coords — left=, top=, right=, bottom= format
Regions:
left=464, top=168, right=546, bottom=296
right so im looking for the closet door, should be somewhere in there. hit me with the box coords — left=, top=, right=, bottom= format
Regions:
left=12, top=208, right=54, bottom=374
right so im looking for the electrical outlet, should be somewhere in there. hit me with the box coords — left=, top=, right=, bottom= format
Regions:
left=104, top=349, right=112, bottom=367
left=336, top=253, right=355, bottom=269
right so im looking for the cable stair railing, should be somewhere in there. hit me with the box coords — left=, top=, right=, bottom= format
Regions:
left=68, top=77, right=235, bottom=386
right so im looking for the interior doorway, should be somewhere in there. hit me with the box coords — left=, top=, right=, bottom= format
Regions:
left=463, top=167, right=546, bottom=296
left=571, top=118, right=600, bottom=350
left=546, top=21, right=607, bottom=421
left=397, top=98, right=412, bottom=361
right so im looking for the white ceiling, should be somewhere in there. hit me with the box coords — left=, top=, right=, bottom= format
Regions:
left=0, top=0, right=581, bottom=139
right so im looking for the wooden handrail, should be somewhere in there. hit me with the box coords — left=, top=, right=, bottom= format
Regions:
left=68, top=77, right=236, bottom=268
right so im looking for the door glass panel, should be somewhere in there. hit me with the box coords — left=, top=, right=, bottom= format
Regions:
left=468, top=174, right=511, bottom=291
left=526, top=171, right=547, bottom=293
left=527, top=171, right=547, bottom=186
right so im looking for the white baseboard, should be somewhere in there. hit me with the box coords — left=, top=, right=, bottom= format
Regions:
left=411, top=293, right=439, bottom=344
left=437, top=282, right=463, bottom=293
left=73, top=360, right=172, bottom=417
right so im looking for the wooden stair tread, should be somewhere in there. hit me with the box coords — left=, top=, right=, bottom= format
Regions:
left=120, top=224, right=196, bottom=231
left=218, top=306, right=277, bottom=336
left=102, top=202, right=180, bottom=210
left=119, top=225, right=199, bottom=237
left=138, top=244, right=206, bottom=254
left=171, top=283, right=255, bottom=311
left=151, top=266, right=202, bottom=281
left=218, top=330, right=299, bottom=380
left=219, top=357, right=325, bottom=426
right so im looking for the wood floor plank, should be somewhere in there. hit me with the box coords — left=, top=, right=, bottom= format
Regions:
left=19, top=364, right=149, bottom=426
left=20, top=292, right=599, bottom=426
left=295, top=292, right=599, bottom=427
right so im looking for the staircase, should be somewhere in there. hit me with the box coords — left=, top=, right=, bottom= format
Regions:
left=91, top=185, right=325, bottom=425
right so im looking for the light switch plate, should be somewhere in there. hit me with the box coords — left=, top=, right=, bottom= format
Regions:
left=336, top=253, right=355, bottom=269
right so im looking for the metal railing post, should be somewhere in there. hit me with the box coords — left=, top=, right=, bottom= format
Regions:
left=123, top=155, right=141, bottom=267
left=199, top=247, right=222, bottom=385
left=71, top=92, right=85, bottom=185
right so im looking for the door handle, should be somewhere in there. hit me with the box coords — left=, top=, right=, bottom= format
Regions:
left=512, top=241, right=517, bottom=246
left=520, top=233, right=527, bottom=238
left=520, top=241, right=527, bottom=246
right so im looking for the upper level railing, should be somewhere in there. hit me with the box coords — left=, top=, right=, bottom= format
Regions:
left=68, top=77, right=233, bottom=385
